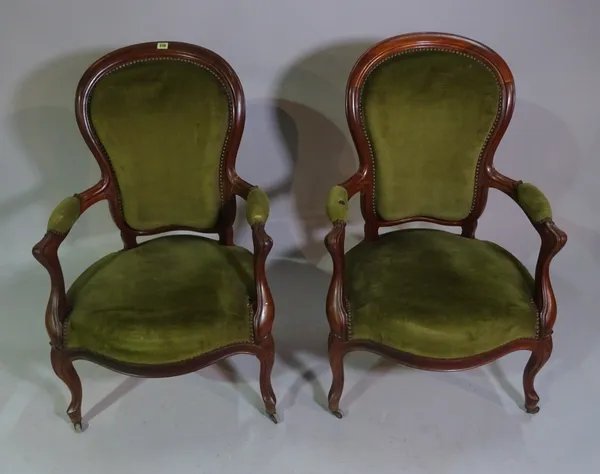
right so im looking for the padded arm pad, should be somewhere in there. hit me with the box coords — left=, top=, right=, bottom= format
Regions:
left=515, top=183, right=552, bottom=223
left=47, top=196, right=81, bottom=234
left=246, top=187, right=270, bottom=225
left=326, top=185, right=349, bottom=223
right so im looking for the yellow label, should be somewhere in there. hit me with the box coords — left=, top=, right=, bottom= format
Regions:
left=157, top=42, right=169, bottom=49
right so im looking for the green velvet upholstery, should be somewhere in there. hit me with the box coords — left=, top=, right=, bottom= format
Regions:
left=345, top=229, right=538, bottom=359
left=361, top=51, right=501, bottom=222
left=326, top=185, right=349, bottom=223
left=47, top=196, right=81, bottom=234
left=89, top=59, right=230, bottom=231
left=65, top=235, right=255, bottom=364
left=246, top=187, right=270, bottom=225
left=516, top=182, right=552, bottom=223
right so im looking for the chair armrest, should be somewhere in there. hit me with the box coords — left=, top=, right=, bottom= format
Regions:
left=229, top=174, right=274, bottom=343
left=488, top=168, right=567, bottom=336
left=32, top=185, right=104, bottom=347
left=325, top=221, right=348, bottom=338
left=533, top=219, right=567, bottom=335
left=47, top=195, right=82, bottom=234
left=230, top=173, right=270, bottom=225
left=325, top=168, right=368, bottom=224
left=323, top=171, right=367, bottom=337
left=515, top=182, right=552, bottom=223
left=246, top=187, right=270, bottom=226
left=250, top=222, right=274, bottom=342
left=326, top=185, right=349, bottom=223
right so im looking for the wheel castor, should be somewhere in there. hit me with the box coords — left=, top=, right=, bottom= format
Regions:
left=73, top=421, right=84, bottom=432
left=267, top=412, right=278, bottom=424
left=331, top=410, right=343, bottom=419
left=526, top=406, right=540, bottom=415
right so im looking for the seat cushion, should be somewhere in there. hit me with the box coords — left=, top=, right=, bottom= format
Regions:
left=345, top=229, right=539, bottom=359
left=65, top=235, right=255, bottom=365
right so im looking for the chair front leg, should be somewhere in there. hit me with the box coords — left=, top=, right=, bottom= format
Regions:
left=327, top=333, right=346, bottom=418
left=251, top=222, right=274, bottom=342
left=34, top=232, right=87, bottom=431
left=523, top=337, right=553, bottom=414
left=258, top=334, right=277, bottom=423
left=520, top=220, right=565, bottom=414
left=324, top=222, right=348, bottom=338
left=250, top=222, right=277, bottom=422
left=51, top=347, right=83, bottom=431
left=534, top=220, right=568, bottom=337
left=325, top=221, right=349, bottom=418
left=32, top=232, right=69, bottom=347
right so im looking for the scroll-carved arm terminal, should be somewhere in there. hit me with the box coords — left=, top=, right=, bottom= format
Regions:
left=487, top=167, right=567, bottom=337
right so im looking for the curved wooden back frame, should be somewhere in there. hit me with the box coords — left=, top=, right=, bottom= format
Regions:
left=75, top=41, right=246, bottom=248
left=345, top=32, right=515, bottom=239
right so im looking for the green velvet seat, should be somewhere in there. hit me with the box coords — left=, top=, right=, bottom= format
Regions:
left=345, top=229, right=538, bottom=359
left=65, top=235, right=255, bottom=365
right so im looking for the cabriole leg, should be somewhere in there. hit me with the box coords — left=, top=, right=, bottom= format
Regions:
left=50, top=347, right=83, bottom=431
left=258, top=335, right=277, bottom=423
left=328, top=334, right=345, bottom=419
left=523, top=337, right=553, bottom=414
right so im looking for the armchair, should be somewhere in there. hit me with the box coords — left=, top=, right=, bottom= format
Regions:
left=325, top=33, right=567, bottom=418
left=33, top=42, right=277, bottom=430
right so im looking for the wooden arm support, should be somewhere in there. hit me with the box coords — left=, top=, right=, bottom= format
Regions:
left=488, top=167, right=567, bottom=336
left=532, top=219, right=568, bottom=335
left=32, top=231, right=70, bottom=347
left=31, top=182, right=105, bottom=347
left=323, top=171, right=367, bottom=339
left=250, top=223, right=274, bottom=342
left=325, top=222, right=348, bottom=338
left=230, top=173, right=275, bottom=343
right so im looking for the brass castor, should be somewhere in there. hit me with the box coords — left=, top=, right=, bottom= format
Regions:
left=526, top=406, right=540, bottom=414
left=267, top=412, right=278, bottom=424
left=73, top=421, right=84, bottom=432
left=331, top=410, right=343, bottom=419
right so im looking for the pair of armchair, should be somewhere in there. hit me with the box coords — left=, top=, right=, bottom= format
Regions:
left=34, top=34, right=566, bottom=431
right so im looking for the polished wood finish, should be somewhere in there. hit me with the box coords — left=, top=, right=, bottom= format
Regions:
left=32, top=42, right=277, bottom=429
left=325, top=32, right=567, bottom=417
left=344, top=32, right=515, bottom=235
left=50, top=346, right=83, bottom=431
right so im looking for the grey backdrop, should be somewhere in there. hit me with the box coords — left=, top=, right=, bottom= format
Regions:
left=1, top=0, right=598, bottom=269
left=0, top=0, right=598, bottom=331
left=0, top=2, right=599, bottom=471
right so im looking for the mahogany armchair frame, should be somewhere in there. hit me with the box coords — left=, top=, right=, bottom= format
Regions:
left=33, top=42, right=277, bottom=430
left=325, top=33, right=567, bottom=418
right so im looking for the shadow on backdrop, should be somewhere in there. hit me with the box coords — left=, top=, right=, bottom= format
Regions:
left=5, top=50, right=116, bottom=247
left=480, top=98, right=594, bottom=404
left=483, top=99, right=581, bottom=255
left=273, top=39, right=380, bottom=264
left=231, top=100, right=298, bottom=244
left=0, top=262, right=121, bottom=421
left=0, top=50, right=119, bottom=421
left=199, top=257, right=336, bottom=416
